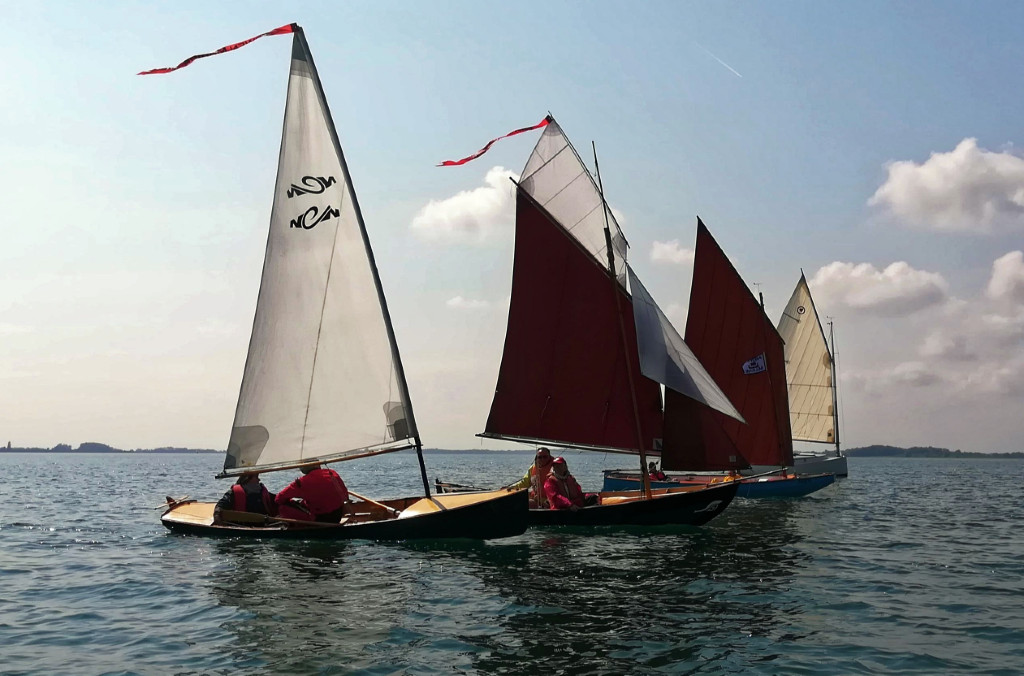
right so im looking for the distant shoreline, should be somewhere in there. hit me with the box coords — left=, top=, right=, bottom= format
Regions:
left=1, top=444, right=1020, bottom=458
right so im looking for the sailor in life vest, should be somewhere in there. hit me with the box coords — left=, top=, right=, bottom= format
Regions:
left=213, top=472, right=277, bottom=524
left=543, top=457, right=598, bottom=511
left=275, top=463, right=350, bottom=523
left=508, top=447, right=555, bottom=508
left=648, top=461, right=667, bottom=481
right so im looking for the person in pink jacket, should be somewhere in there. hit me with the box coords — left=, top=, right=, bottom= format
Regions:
left=543, top=457, right=598, bottom=511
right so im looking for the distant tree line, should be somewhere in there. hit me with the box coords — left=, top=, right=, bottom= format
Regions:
left=1, top=442, right=222, bottom=454
left=845, top=445, right=1024, bottom=459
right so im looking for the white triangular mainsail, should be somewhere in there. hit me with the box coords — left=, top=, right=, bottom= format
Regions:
left=628, top=266, right=744, bottom=423
left=519, top=118, right=629, bottom=284
left=224, top=32, right=416, bottom=474
left=777, top=274, right=835, bottom=443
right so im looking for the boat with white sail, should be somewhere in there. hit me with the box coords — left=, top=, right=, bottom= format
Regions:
left=154, top=24, right=527, bottom=539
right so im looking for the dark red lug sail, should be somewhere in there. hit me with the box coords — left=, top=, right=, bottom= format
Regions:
left=662, top=219, right=793, bottom=470
left=483, top=190, right=663, bottom=454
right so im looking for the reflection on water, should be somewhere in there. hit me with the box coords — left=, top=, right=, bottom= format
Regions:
left=3, top=453, right=1024, bottom=674
left=204, top=500, right=808, bottom=675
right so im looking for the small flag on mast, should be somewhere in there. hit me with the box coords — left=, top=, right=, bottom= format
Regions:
left=742, top=353, right=767, bottom=375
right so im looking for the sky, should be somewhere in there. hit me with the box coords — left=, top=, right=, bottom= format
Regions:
left=2, top=1, right=1023, bottom=453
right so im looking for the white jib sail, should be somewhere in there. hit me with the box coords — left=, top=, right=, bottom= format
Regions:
left=777, top=274, right=835, bottom=443
left=224, top=33, right=416, bottom=474
left=519, top=118, right=629, bottom=283
left=628, top=266, right=745, bottom=423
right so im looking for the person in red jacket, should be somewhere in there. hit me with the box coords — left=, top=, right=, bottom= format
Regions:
left=275, top=464, right=350, bottom=522
left=543, top=457, right=598, bottom=511
left=213, top=472, right=277, bottom=524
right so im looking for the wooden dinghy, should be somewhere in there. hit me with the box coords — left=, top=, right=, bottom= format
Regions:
left=145, top=25, right=528, bottom=541
left=601, top=470, right=835, bottom=499
left=161, top=489, right=527, bottom=540
left=453, top=116, right=749, bottom=527
left=436, top=481, right=737, bottom=528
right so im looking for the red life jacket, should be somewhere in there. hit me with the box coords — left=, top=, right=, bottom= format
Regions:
left=231, top=483, right=275, bottom=514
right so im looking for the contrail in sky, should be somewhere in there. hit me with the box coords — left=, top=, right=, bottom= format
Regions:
left=694, top=42, right=743, bottom=78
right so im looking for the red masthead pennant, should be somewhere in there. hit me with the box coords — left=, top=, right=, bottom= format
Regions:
left=438, top=116, right=551, bottom=167
left=138, top=23, right=296, bottom=75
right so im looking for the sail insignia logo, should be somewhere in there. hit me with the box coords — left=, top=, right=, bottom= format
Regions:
left=290, top=205, right=340, bottom=230
left=287, top=175, right=336, bottom=198
left=286, top=175, right=339, bottom=230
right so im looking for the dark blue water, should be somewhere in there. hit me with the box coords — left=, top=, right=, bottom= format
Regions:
left=1, top=452, right=1022, bottom=675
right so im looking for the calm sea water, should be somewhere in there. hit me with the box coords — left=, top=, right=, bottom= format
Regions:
left=1, top=451, right=1022, bottom=675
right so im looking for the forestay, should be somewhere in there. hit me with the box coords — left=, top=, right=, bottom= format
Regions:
left=224, top=32, right=416, bottom=475
left=777, top=274, right=835, bottom=443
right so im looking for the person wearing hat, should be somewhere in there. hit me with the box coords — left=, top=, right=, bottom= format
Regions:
left=508, top=447, right=555, bottom=508
left=275, top=463, right=350, bottom=523
left=213, top=472, right=277, bottom=524
left=543, top=457, right=597, bottom=511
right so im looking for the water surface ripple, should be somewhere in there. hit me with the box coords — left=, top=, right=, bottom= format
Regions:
left=1, top=452, right=1022, bottom=674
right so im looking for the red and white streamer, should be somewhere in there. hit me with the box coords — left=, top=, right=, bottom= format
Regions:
left=438, top=116, right=551, bottom=167
left=138, top=23, right=296, bottom=75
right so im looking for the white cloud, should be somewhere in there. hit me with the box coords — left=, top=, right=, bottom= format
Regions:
left=810, top=261, right=949, bottom=316
left=650, top=239, right=694, bottom=265
left=869, top=138, right=1024, bottom=233
left=919, top=331, right=975, bottom=362
left=986, top=250, right=1024, bottom=305
left=411, top=166, right=518, bottom=243
left=446, top=296, right=490, bottom=310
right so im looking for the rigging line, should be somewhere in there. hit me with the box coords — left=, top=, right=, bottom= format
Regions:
left=594, top=141, right=651, bottom=499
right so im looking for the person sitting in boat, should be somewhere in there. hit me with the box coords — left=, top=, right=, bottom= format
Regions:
left=543, top=457, right=598, bottom=511
left=213, top=472, right=277, bottom=524
left=648, top=461, right=667, bottom=481
left=275, top=463, right=350, bottom=523
left=508, top=447, right=554, bottom=508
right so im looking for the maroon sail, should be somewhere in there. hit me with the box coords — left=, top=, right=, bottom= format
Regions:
left=662, top=219, right=793, bottom=469
left=482, top=190, right=663, bottom=453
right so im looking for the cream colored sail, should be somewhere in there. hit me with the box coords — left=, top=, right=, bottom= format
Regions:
left=777, top=274, right=835, bottom=444
left=223, top=30, right=417, bottom=475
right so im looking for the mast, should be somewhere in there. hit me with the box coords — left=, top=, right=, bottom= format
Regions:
left=294, top=27, right=430, bottom=497
left=828, top=318, right=841, bottom=457
left=758, top=289, right=789, bottom=471
left=593, top=142, right=652, bottom=500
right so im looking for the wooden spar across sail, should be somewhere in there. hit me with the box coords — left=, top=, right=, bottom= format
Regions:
left=778, top=273, right=839, bottom=451
left=481, top=188, right=663, bottom=453
left=662, top=218, right=793, bottom=470
left=219, top=27, right=426, bottom=487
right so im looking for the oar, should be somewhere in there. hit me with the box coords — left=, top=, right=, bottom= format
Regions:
left=348, top=490, right=401, bottom=515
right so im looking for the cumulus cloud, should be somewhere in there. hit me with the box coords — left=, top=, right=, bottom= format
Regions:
left=869, top=138, right=1024, bottom=233
left=650, top=239, right=694, bottom=265
left=986, top=250, right=1024, bottom=305
left=919, top=331, right=976, bottom=362
left=411, top=167, right=518, bottom=243
left=446, top=296, right=490, bottom=310
left=810, top=261, right=949, bottom=316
